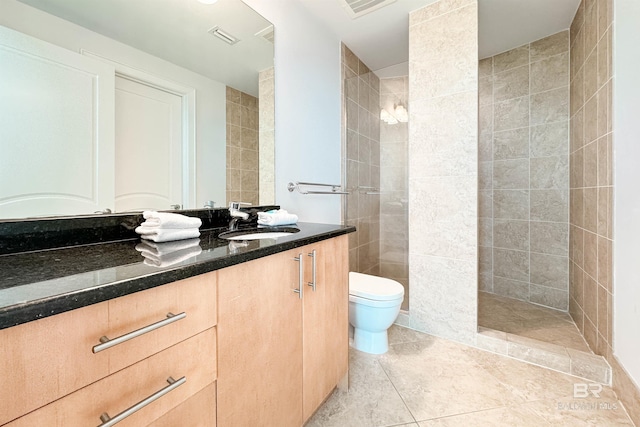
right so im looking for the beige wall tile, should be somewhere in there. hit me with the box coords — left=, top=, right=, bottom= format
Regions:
left=494, top=96, right=529, bottom=131
left=409, top=0, right=475, bottom=26
left=530, top=155, right=569, bottom=190
left=584, top=51, right=598, bottom=101
left=493, top=276, right=529, bottom=300
left=531, top=122, right=569, bottom=157
left=493, top=45, right=529, bottom=73
left=531, top=221, right=569, bottom=256
left=571, top=27, right=585, bottom=80
left=571, top=0, right=585, bottom=45
left=493, top=189, right=529, bottom=220
left=583, top=187, right=598, bottom=233
left=479, top=57, right=493, bottom=77
left=583, top=141, right=598, bottom=187
left=530, top=253, right=569, bottom=290
left=530, top=53, right=569, bottom=94
left=530, top=88, right=569, bottom=126
left=493, top=220, right=529, bottom=251
left=493, top=159, right=529, bottom=189
left=571, top=68, right=584, bottom=117
left=530, top=189, right=568, bottom=222
left=493, top=128, right=529, bottom=160
left=493, top=248, right=529, bottom=282
left=530, top=284, right=568, bottom=310
left=530, top=31, right=569, bottom=62
left=584, top=0, right=599, bottom=57
left=494, top=65, right=529, bottom=102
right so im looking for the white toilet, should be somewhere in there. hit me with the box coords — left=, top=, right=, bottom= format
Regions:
left=348, top=272, right=405, bottom=354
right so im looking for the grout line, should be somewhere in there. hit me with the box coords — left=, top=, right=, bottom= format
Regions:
left=376, top=355, right=419, bottom=425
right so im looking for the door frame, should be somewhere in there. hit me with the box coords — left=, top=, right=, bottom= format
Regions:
left=81, top=50, right=196, bottom=210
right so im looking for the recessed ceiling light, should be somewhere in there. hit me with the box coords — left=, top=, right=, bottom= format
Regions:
left=198, top=0, right=218, bottom=4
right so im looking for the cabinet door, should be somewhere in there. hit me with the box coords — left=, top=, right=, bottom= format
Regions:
left=217, top=250, right=303, bottom=427
left=302, top=235, right=349, bottom=421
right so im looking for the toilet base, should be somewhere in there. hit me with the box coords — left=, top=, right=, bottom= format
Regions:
left=352, top=327, right=389, bottom=354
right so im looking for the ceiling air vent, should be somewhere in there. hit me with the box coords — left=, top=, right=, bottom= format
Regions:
left=339, top=0, right=397, bottom=19
left=255, top=25, right=274, bottom=44
left=208, top=26, right=240, bottom=45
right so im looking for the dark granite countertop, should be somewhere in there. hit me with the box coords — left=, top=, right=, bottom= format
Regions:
left=0, top=222, right=355, bottom=330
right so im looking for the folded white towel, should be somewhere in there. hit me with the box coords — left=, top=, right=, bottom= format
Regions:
left=135, top=227, right=200, bottom=243
left=257, top=209, right=298, bottom=226
left=140, top=211, right=202, bottom=229
left=136, top=243, right=202, bottom=268
left=135, top=238, right=201, bottom=257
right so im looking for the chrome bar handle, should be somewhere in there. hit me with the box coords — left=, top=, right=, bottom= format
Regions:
left=293, top=254, right=304, bottom=299
left=307, top=250, right=317, bottom=291
left=93, top=312, right=186, bottom=353
left=97, top=376, right=186, bottom=427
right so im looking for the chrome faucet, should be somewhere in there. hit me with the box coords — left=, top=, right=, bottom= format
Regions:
left=229, top=201, right=251, bottom=230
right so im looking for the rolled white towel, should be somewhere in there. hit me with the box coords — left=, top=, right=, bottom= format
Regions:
left=140, top=211, right=202, bottom=229
left=135, top=227, right=200, bottom=243
left=257, top=209, right=298, bottom=226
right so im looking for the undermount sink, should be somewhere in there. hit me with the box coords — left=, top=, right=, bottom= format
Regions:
left=218, top=227, right=300, bottom=241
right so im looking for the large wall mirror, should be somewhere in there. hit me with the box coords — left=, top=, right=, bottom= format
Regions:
left=0, top=0, right=275, bottom=220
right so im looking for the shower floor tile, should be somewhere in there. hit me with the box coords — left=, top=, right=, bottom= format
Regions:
left=478, top=291, right=591, bottom=353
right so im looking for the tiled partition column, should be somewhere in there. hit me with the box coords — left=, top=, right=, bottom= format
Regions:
left=408, top=0, right=478, bottom=344
left=479, top=32, right=571, bottom=311
left=259, top=67, right=275, bottom=205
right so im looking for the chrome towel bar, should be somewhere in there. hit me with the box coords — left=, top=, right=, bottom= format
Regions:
left=287, top=181, right=349, bottom=195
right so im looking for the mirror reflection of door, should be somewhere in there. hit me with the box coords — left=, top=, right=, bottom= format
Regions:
left=114, top=76, right=183, bottom=212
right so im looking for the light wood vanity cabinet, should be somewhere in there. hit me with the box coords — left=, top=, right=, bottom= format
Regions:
left=1, top=273, right=218, bottom=426
left=1, top=233, right=349, bottom=427
left=217, top=235, right=349, bottom=426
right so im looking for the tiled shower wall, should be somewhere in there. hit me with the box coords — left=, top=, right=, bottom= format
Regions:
left=568, top=0, right=613, bottom=358
left=226, top=87, right=259, bottom=206
left=342, top=44, right=381, bottom=276
left=478, top=32, right=571, bottom=311
left=380, top=77, right=409, bottom=310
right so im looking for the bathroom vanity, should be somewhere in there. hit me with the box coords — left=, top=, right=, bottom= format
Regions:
left=0, top=213, right=354, bottom=426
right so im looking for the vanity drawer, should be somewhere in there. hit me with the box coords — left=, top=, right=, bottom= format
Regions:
left=148, top=382, right=217, bottom=427
left=5, top=328, right=217, bottom=427
left=104, top=272, right=217, bottom=373
left=0, top=272, right=216, bottom=426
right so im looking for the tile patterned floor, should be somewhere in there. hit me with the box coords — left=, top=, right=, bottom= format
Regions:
left=307, top=325, right=634, bottom=427
left=478, top=292, right=592, bottom=353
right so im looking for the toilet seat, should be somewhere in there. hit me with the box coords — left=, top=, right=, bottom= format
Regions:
left=349, top=272, right=404, bottom=302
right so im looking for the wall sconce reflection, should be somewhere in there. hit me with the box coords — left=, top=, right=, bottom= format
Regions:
left=380, top=104, right=408, bottom=124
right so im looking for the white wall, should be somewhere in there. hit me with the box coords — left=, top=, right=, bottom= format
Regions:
left=0, top=0, right=227, bottom=209
left=613, top=0, right=640, bottom=388
left=244, top=0, right=343, bottom=224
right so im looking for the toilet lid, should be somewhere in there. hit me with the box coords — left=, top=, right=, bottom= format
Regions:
left=349, top=272, right=405, bottom=301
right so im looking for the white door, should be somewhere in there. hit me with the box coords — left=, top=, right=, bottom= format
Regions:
left=0, top=25, right=115, bottom=219
left=114, top=76, right=183, bottom=212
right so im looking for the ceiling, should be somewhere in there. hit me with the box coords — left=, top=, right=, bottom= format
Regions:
left=297, top=0, right=582, bottom=76
left=15, top=0, right=582, bottom=91
left=17, top=0, right=274, bottom=96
